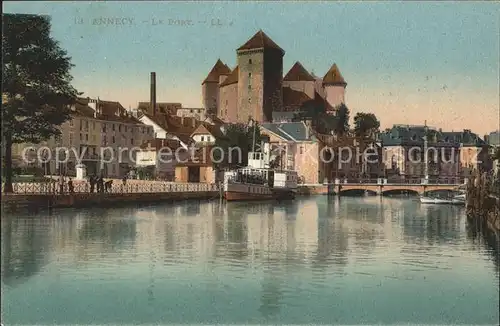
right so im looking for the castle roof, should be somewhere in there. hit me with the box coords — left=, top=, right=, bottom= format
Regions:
left=202, top=59, right=231, bottom=85
left=220, top=65, right=239, bottom=87
left=284, top=62, right=315, bottom=81
left=322, top=63, right=347, bottom=86
left=237, top=30, right=284, bottom=54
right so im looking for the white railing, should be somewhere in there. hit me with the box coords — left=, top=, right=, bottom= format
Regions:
left=1, top=181, right=219, bottom=195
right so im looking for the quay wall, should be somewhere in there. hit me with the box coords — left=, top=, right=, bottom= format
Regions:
left=1, top=191, right=219, bottom=211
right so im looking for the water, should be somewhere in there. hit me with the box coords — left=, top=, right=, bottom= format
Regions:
left=1, top=197, right=499, bottom=325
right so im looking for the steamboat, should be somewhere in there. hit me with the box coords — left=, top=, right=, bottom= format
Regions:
left=222, top=141, right=298, bottom=201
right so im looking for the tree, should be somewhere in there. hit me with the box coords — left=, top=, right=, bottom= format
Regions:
left=333, top=103, right=350, bottom=136
left=213, top=122, right=263, bottom=170
left=2, top=14, right=79, bottom=193
left=353, top=112, right=380, bottom=138
left=293, top=98, right=336, bottom=134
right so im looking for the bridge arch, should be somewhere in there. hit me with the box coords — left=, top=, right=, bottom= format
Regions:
left=381, top=189, right=420, bottom=196
left=338, top=188, right=378, bottom=196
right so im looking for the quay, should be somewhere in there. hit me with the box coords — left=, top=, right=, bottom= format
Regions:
left=1, top=181, right=219, bottom=210
left=0, top=177, right=467, bottom=211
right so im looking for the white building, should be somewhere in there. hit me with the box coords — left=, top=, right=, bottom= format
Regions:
left=12, top=97, right=154, bottom=178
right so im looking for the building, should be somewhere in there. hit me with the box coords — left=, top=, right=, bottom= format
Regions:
left=378, top=125, right=490, bottom=182
left=202, top=30, right=347, bottom=124
left=136, top=138, right=185, bottom=180
left=259, top=121, right=323, bottom=184
left=174, top=145, right=215, bottom=183
left=315, top=133, right=384, bottom=181
left=137, top=102, right=181, bottom=116
left=441, top=129, right=492, bottom=176
left=176, top=107, right=207, bottom=121
left=12, top=97, right=155, bottom=178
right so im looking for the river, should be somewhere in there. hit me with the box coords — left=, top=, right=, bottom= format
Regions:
left=1, top=197, right=499, bottom=324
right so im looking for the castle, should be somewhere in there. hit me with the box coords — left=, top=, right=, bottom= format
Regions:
left=201, top=30, right=348, bottom=124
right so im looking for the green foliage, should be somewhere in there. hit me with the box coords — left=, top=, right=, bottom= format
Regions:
left=334, top=103, right=350, bottom=136
left=2, top=14, right=80, bottom=192
left=492, top=147, right=500, bottom=161
left=353, top=112, right=380, bottom=138
left=293, top=99, right=337, bottom=134
left=213, top=123, right=263, bottom=169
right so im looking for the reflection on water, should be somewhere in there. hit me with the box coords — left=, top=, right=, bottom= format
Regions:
left=1, top=197, right=499, bottom=325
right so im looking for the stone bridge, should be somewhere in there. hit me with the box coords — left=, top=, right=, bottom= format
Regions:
left=331, top=183, right=461, bottom=196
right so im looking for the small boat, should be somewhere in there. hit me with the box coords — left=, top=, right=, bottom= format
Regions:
left=419, top=196, right=454, bottom=204
left=222, top=142, right=298, bottom=202
left=419, top=192, right=466, bottom=205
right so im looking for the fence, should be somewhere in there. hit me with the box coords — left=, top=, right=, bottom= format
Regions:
left=322, top=177, right=465, bottom=185
left=1, top=181, right=219, bottom=195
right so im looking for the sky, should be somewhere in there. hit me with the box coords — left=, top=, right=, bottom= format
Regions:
left=3, top=1, right=499, bottom=135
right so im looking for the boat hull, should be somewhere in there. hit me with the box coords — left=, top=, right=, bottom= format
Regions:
left=420, top=197, right=464, bottom=205
left=224, top=183, right=296, bottom=202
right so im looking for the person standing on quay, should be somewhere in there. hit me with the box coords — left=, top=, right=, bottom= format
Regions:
left=89, top=175, right=96, bottom=193
left=68, top=178, right=74, bottom=193
left=59, top=176, right=65, bottom=194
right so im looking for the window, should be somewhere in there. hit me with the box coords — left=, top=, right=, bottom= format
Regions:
left=69, top=119, right=74, bottom=127
left=102, top=124, right=107, bottom=132
left=92, top=122, right=95, bottom=130
left=226, top=100, right=228, bottom=106
left=131, top=138, right=134, bottom=145
left=248, top=73, right=251, bottom=78
left=69, top=133, right=73, bottom=146
left=190, top=109, right=193, bottom=113
left=80, top=133, right=83, bottom=140
left=207, top=136, right=211, bottom=142
left=201, top=136, right=205, bottom=142
left=112, top=136, right=115, bottom=144
left=112, top=124, right=115, bottom=131
left=85, top=121, right=89, bottom=130
left=119, top=125, right=122, bottom=132
left=125, top=126, right=128, bottom=132
left=300, top=147, right=303, bottom=154
left=85, top=134, right=89, bottom=141
left=249, top=59, right=252, bottom=64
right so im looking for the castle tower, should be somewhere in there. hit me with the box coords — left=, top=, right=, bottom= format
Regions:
left=202, top=59, right=231, bottom=116
left=236, top=30, right=284, bottom=123
left=322, top=63, right=347, bottom=113
left=283, top=61, right=316, bottom=100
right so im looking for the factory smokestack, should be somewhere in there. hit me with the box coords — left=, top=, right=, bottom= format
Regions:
left=150, top=72, right=156, bottom=116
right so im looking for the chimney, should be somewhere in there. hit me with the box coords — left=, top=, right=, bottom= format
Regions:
left=150, top=72, right=156, bottom=116
left=305, top=122, right=310, bottom=140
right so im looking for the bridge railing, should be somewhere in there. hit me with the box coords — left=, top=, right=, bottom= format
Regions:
left=331, top=177, right=465, bottom=185
left=1, top=181, right=220, bottom=195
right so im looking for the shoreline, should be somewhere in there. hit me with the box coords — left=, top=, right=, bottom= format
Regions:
left=1, top=191, right=220, bottom=212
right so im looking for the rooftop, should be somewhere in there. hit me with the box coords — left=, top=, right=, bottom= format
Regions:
left=284, top=62, right=315, bottom=82
left=322, top=63, right=347, bottom=86
left=220, top=65, right=239, bottom=87
left=260, top=121, right=314, bottom=142
left=237, top=30, right=284, bottom=54
left=202, top=59, right=231, bottom=85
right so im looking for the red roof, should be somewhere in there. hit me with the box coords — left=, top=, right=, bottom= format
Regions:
left=220, top=65, right=239, bottom=87
left=284, top=62, right=315, bottom=81
left=202, top=59, right=231, bottom=85
left=322, top=63, right=347, bottom=86
left=237, top=30, right=284, bottom=54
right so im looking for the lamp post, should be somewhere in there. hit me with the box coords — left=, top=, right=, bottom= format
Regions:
left=423, top=135, right=429, bottom=184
